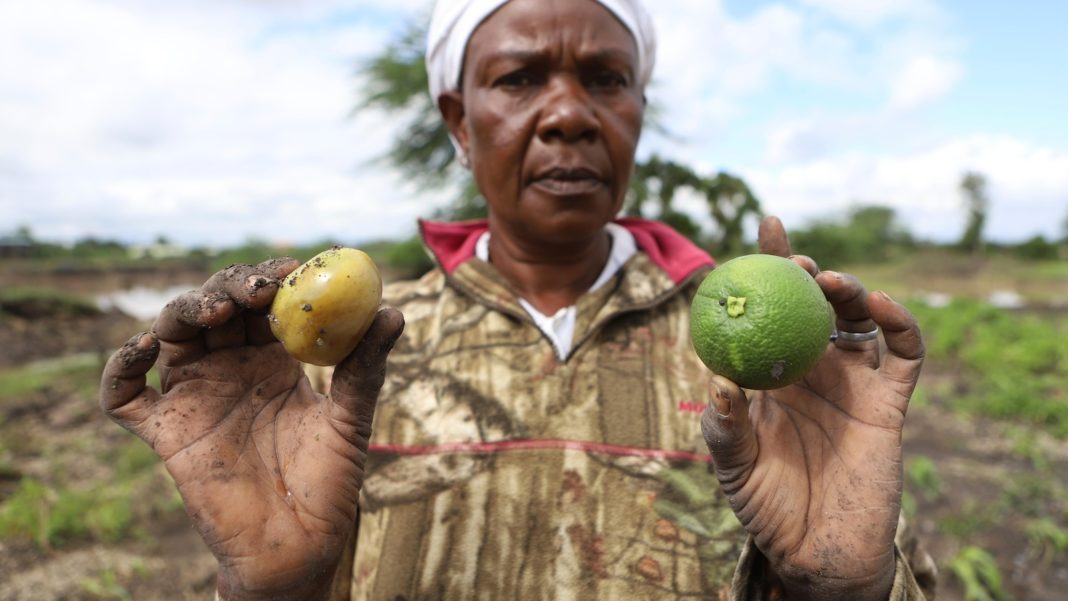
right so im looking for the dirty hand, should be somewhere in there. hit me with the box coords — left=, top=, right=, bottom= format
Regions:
left=701, top=217, right=924, bottom=601
left=99, top=259, right=404, bottom=601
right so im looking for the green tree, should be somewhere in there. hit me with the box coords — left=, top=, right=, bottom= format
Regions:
left=788, top=204, right=914, bottom=266
left=959, top=171, right=989, bottom=255
left=356, top=18, right=763, bottom=252
left=627, top=156, right=762, bottom=255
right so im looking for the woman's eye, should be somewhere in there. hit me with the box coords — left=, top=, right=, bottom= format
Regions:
left=496, top=71, right=536, bottom=88
left=590, top=71, right=627, bottom=89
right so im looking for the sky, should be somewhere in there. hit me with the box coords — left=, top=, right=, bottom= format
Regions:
left=2, top=0, right=1066, bottom=247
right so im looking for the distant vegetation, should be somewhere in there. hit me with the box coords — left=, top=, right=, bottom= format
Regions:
left=3, top=196, right=1065, bottom=281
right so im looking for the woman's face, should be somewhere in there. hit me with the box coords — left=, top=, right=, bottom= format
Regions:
left=440, top=0, right=645, bottom=246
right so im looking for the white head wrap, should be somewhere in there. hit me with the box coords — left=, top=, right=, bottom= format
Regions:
left=425, top=0, right=657, bottom=109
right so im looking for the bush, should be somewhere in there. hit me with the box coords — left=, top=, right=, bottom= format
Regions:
left=385, top=235, right=434, bottom=279
left=908, top=299, right=1068, bottom=437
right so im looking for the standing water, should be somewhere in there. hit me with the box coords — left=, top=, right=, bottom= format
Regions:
left=96, top=284, right=198, bottom=321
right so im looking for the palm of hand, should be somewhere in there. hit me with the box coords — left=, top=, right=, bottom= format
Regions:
left=147, top=344, right=363, bottom=592
left=701, top=217, right=925, bottom=598
left=729, top=345, right=910, bottom=584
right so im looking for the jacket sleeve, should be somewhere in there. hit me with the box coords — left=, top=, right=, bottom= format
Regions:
left=729, top=516, right=937, bottom=600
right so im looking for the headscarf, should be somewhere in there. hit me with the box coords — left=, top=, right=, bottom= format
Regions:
left=425, top=0, right=657, bottom=122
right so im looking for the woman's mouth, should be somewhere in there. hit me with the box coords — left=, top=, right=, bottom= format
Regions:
left=531, top=167, right=606, bottom=196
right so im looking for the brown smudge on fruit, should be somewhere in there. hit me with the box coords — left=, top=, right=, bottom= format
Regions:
left=302, top=303, right=313, bottom=312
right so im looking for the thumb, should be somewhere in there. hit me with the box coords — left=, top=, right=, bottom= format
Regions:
left=327, top=307, right=405, bottom=445
left=701, top=375, right=758, bottom=493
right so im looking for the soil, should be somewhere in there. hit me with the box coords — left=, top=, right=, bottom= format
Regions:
left=1, top=266, right=1066, bottom=600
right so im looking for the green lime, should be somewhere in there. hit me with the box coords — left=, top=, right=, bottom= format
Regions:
left=690, top=254, right=833, bottom=389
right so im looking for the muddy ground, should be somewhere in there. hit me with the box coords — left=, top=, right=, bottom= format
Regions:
left=1, top=267, right=1066, bottom=600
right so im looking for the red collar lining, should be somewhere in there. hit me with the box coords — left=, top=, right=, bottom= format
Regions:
left=418, top=217, right=714, bottom=284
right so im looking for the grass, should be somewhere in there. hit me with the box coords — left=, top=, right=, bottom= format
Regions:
left=0, top=352, right=103, bottom=403
left=0, top=437, right=177, bottom=550
left=906, top=298, right=1068, bottom=437
left=0, top=353, right=176, bottom=551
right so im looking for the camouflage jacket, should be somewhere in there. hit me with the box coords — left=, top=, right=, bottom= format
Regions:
left=316, top=219, right=935, bottom=601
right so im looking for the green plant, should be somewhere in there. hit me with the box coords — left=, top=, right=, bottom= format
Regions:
left=81, top=568, right=133, bottom=601
left=0, top=478, right=138, bottom=548
left=1025, top=518, right=1068, bottom=564
left=907, top=299, right=1068, bottom=437
left=905, top=455, right=942, bottom=501
left=948, top=546, right=1013, bottom=601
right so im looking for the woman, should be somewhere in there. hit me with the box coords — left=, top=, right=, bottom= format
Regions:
left=100, top=0, right=934, bottom=598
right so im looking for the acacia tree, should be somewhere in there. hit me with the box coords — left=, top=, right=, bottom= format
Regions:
left=959, top=171, right=989, bottom=255
left=357, top=19, right=762, bottom=252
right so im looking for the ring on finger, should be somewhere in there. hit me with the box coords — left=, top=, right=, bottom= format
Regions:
left=831, top=327, right=880, bottom=343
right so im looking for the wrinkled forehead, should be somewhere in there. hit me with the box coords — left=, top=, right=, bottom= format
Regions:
left=463, top=0, right=639, bottom=76
left=426, top=0, right=657, bottom=102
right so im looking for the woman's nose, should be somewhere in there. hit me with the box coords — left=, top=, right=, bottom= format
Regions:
left=537, top=77, right=600, bottom=144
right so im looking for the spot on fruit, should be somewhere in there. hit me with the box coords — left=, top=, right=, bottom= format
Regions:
left=301, top=303, right=313, bottom=312
left=727, top=296, right=747, bottom=318
left=770, top=360, right=786, bottom=380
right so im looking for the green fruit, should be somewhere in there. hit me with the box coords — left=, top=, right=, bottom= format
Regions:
left=270, top=247, right=382, bottom=366
left=690, top=254, right=833, bottom=389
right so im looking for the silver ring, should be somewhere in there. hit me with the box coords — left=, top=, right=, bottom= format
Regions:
left=832, top=327, right=880, bottom=343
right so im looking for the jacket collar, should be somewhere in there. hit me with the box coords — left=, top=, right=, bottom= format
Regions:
left=418, top=217, right=714, bottom=285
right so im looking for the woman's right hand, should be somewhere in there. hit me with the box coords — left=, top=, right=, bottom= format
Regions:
left=99, top=259, right=404, bottom=601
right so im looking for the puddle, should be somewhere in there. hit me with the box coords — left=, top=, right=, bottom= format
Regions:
left=96, top=285, right=197, bottom=321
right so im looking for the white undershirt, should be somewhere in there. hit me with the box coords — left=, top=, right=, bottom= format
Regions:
left=475, top=223, right=637, bottom=360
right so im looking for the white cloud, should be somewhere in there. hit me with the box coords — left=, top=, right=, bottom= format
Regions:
left=890, top=56, right=964, bottom=110
left=745, top=135, right=1068, bottom=242
left=642, top=0, right=961, bottom=163
left=0, top=0, right=446, bottom=246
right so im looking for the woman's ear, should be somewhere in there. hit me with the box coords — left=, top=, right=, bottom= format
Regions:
left=438, top=91, right=470, bottom=164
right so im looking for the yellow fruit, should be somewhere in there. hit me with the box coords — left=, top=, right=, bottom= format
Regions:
left=690, top=254, right=833, bottom=389
left=269, top=247, right=383, bottom=366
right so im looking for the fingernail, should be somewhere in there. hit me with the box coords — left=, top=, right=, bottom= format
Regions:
left=709, top=376, right=732, bottom=418
left=876, top=290, right=893, bottom=302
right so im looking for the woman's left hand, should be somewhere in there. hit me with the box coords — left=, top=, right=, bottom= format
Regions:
left=701, top=216, right=925, bottom=601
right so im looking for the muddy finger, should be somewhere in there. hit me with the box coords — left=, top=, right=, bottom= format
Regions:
left=100, top=333, right=161, bottom=414
left=202, top=263, right=285, bottom=311
left=153, top=290, right=235, bottom=342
